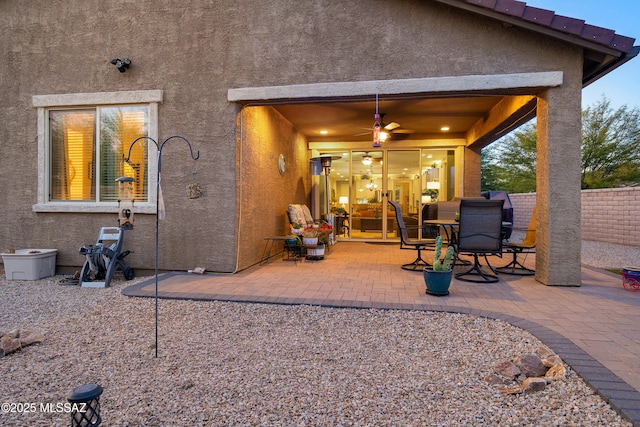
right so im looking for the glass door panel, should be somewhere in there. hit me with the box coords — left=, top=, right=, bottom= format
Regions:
left=350, top=151, right=383, bottom=239
left=387, top=150, right=422, bottom=240
left=326, top=152, right=350, bottom=238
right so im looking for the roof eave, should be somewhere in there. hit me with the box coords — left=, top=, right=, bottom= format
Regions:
left=583, top=45, right=640, bottom=87
left=432, top=0, right=638, bottom=85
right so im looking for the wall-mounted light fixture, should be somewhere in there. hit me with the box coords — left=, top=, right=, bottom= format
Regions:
left=110, top=58, right=131, bottom=73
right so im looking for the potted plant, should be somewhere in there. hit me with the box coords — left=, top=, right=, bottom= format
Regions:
left=290, top=223, right=304, bottom=235
left=301, top=226, right=319, bottom=246
left=423, top=236, right=455, bottom=296
left=317, top=223, right=333, bottom=243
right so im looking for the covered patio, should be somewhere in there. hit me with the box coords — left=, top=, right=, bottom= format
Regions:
left=123, top=241, right=640, bottom=425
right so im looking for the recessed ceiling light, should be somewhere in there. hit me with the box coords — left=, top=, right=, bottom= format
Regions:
left=320, top=130, right=328, bottom=135
left=441, top=126, right=450, bottom=132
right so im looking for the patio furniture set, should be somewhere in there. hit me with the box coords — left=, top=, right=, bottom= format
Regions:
left=389, top=198, right=536, bottom=283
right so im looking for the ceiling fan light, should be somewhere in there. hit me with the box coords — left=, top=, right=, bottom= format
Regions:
left=379, top=131, right=388, bottom=142
left=362, top=155, right=372, bottom=166
left=372, top=113, right=381, bottom=147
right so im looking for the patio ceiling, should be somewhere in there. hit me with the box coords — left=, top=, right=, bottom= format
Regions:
left=273, top=95, right=509, bottom=144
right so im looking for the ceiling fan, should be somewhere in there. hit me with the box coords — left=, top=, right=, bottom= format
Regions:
left=355, top=113, right=413, bottom=142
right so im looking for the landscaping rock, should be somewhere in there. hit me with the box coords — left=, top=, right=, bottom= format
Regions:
left=0, top=328, right=46, bottom=358
left=515, top=353, right=547, bottom=377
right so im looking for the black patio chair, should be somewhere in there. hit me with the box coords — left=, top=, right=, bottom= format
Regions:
left=496, top=206, right=536, bottom=276
left=454, top=199, right=504, bottom=283
left=388, top=200, right=436, bottom=271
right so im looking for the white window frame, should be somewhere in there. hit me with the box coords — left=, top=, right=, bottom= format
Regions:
left=32, top=90, right=162, bottom=214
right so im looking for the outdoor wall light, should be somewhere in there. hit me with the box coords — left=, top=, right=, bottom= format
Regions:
left=68, top=383, right=103, bottom=427
left=109, top=58, right=131, bottom=73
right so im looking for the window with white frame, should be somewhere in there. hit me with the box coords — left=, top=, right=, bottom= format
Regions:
left=33, top=90, right=162, bottom=213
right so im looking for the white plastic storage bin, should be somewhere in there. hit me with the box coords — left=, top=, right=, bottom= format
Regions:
left=1, top=249, right=57, bottom=280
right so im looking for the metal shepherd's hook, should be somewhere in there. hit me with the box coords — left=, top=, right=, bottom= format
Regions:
left=124, top=136, right=200, bottom=358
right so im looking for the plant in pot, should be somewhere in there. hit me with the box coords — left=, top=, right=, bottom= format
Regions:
left=423, top=236, right=455, bottom=296
left=290, top=223, right=304, bottom=235
left=316, top=223, right=333, bottom=246
left=301, top=226, right=319, bottom=246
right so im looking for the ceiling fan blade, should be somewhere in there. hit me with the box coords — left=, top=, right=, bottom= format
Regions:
left=384, top=122, right=401, bottom=131
left=393, top=129, right=415, bottom=134
left=353, top=131, right=371, bottom=136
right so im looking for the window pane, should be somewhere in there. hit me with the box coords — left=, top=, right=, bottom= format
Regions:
left=100, top=106, right=148, bottom=202
left=50, top=110, right=96, bottom=201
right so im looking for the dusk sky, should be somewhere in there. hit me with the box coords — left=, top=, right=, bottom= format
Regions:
left=529, top=0, right=640, bottom=109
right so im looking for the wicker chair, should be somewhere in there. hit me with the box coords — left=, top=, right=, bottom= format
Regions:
left=388, top=200, right=436, bottom=271
left=454, top=199, right=504, bottom=283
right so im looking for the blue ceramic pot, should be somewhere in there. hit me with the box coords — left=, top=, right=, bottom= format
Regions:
left=423, top=269, right=452, bottom=296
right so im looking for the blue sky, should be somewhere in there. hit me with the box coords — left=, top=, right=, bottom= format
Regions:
left=529, top=0, right=639, bottom=109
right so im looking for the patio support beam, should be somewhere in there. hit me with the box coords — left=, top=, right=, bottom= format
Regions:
left=466, top=95, right=537, bottom=150
left=228, top=72, right=563, bottom=104
left=536, top=88, right=583, bottom=286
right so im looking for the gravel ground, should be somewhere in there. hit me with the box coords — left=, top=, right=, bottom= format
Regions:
left=0, top=273, right=632, bottom=427
left=581, top=241, right=640, bottom=270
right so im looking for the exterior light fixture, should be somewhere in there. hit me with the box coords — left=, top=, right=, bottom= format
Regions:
left=362, top=154, right=373, bottom=166
left=372, top=92, right=382, bottom=147
left=68, top=383, right=103, bottom=427
left=372, top=113, right=382, bottom=147
left=109, top=58, right=131, bottom=73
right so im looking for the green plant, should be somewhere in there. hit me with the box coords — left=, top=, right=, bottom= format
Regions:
left=432, top=236, right=454, bottom=271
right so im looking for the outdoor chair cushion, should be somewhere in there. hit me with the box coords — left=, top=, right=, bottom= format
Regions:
left=288, top=204, right=314, bottom=226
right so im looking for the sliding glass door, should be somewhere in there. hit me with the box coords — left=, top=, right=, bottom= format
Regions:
left=325, top=148, right=455, bottom=241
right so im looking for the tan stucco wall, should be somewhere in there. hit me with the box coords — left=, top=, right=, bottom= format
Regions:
left=237, top=106, right=310, bottom=270
left=0, top=0, right=587, bottom=273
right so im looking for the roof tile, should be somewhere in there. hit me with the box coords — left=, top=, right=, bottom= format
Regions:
left=550, top=15, right=585, bottom=36
left=460, top=0, right=636, bottom=54
left=465, top=0, right=497, bottom=9
left=581, top=25, right=615, bottom=46
left=521, top=6, right=554, bottom=26
left=610, top=34, right=635, bottom=53
left=494, top=0, right=526, bottom=17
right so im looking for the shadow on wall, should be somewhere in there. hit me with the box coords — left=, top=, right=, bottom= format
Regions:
left=294, top=177, right=308, bottom=204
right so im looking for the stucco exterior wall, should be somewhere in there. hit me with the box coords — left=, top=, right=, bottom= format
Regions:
left=0, top=0, right=587, bottom=273
left=237, top=106, right=310, bottom=270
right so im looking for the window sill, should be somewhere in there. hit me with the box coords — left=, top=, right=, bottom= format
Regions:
left=32, top=203, right=157, bottom=214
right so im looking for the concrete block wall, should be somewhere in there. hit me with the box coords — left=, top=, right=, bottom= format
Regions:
left=509, top=187, right=640, bottom=247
